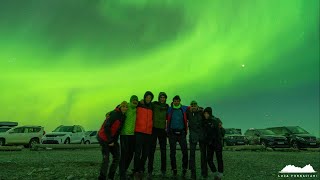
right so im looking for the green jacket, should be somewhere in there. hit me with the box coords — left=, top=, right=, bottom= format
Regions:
left=121, top=103, right=136, bottom=135
left=152, top=101, right=169, bottom=129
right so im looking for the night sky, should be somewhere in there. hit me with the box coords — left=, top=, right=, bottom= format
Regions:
left=0, top=0, right=319, bottom=136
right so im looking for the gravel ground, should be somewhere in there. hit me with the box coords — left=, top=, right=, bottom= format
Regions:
left=0, top=147, right=319, bottom=180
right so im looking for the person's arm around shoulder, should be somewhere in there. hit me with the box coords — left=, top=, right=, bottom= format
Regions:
left=166, top=107, right=172, bottom=133
left=197, top=107, right=204, bottom=112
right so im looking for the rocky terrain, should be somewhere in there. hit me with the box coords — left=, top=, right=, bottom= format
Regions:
left=0, top=146, right=319, bottom=180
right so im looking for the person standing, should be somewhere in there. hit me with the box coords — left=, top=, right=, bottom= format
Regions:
left=119, top=95, right=139, bottom=180
left=187, top=100, right=204, bottom=179
left=97, top=101, right=128, bottom=180
left=134, top=91, right=154, bottom=180
left=147, top=92, right=169, bottom=178
left=167, top=95, right=189, bottom=178
left=202, top=107, right=224, bottom=180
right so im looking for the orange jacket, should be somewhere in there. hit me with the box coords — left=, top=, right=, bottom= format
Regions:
left=135, top=102, right=153, bottom=134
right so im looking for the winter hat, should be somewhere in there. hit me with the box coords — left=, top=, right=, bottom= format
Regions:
left=144, top=91, right=154, bottom=101
left=190, top=100, right=198, bottom=105
left=172, top=95, right=181, bottom=101
left=203, top=107, right=213, bottom=116
left=119, top=101, right=128, bottom=108
left=158, top=92, right=167, bottom=101
left=130, top=95, right=138, bottom=102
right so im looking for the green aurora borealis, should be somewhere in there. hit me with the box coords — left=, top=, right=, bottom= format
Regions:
left=0, top=0, right=319, bottom=135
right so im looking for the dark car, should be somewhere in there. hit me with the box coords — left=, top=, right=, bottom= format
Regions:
left=244, top=128, right=289, bottom=148
left=267, top=126, right=319, bottom=149
left=223, top=128, right=248, bottom=146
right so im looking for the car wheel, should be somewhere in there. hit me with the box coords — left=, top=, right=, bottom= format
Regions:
left=292, top=141, right=299, bottom=149
left=29, top=138, right=39, bottom=148
left=85, top=140, right=90, bottom=144
left=64, top=138, right=70, bottom=144
left=0, top=138, right=5, bottom=146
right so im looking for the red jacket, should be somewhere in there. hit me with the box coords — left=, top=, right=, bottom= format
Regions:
left=135, top=102, right=153, bottom=134
left=98, top=108, right=126, bottom=144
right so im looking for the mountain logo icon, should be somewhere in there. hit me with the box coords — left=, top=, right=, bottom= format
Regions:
left=279, top=164, right=317, bottom=173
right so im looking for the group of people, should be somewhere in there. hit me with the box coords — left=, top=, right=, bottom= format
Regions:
left=97, top=91, right=225, bottom=180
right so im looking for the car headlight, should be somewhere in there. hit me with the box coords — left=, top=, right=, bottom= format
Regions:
left=296, top=137, right=305, bottom=141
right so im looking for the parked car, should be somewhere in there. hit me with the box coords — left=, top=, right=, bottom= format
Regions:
left=0, top=121, right=18, bottom=127
left=0, top=125, right=45, bottom=148
left=223, top=128, right=248, bottom=146
left=84, top=131, right=98, bottom=144
left=244, top=128, right=289, bottom=148
left=41, top=125, right=86, bottom=144
left=0, top=126, right=13, bottom=133
left=266, top=126, right=319, bottom=149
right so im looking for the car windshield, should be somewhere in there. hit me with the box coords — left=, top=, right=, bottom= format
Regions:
left=53, top=126, right=73, bottom=132
left=0, top=128, right=11, bottom=132
left=258, top=129, right=276, bottom=135
left=225, top=129, right=241, bottom=135
left=85, top=131, right=93, bottom=136
left=286, top=127, right=309, bottom=134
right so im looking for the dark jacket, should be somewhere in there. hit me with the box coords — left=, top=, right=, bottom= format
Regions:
left=152, top=101, right=169, bottom=129
left=98, top=108, right=126, bottom=144
left=186, top=108, right=205, bottom=143
left=203, top=116, right=224, bottom=144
